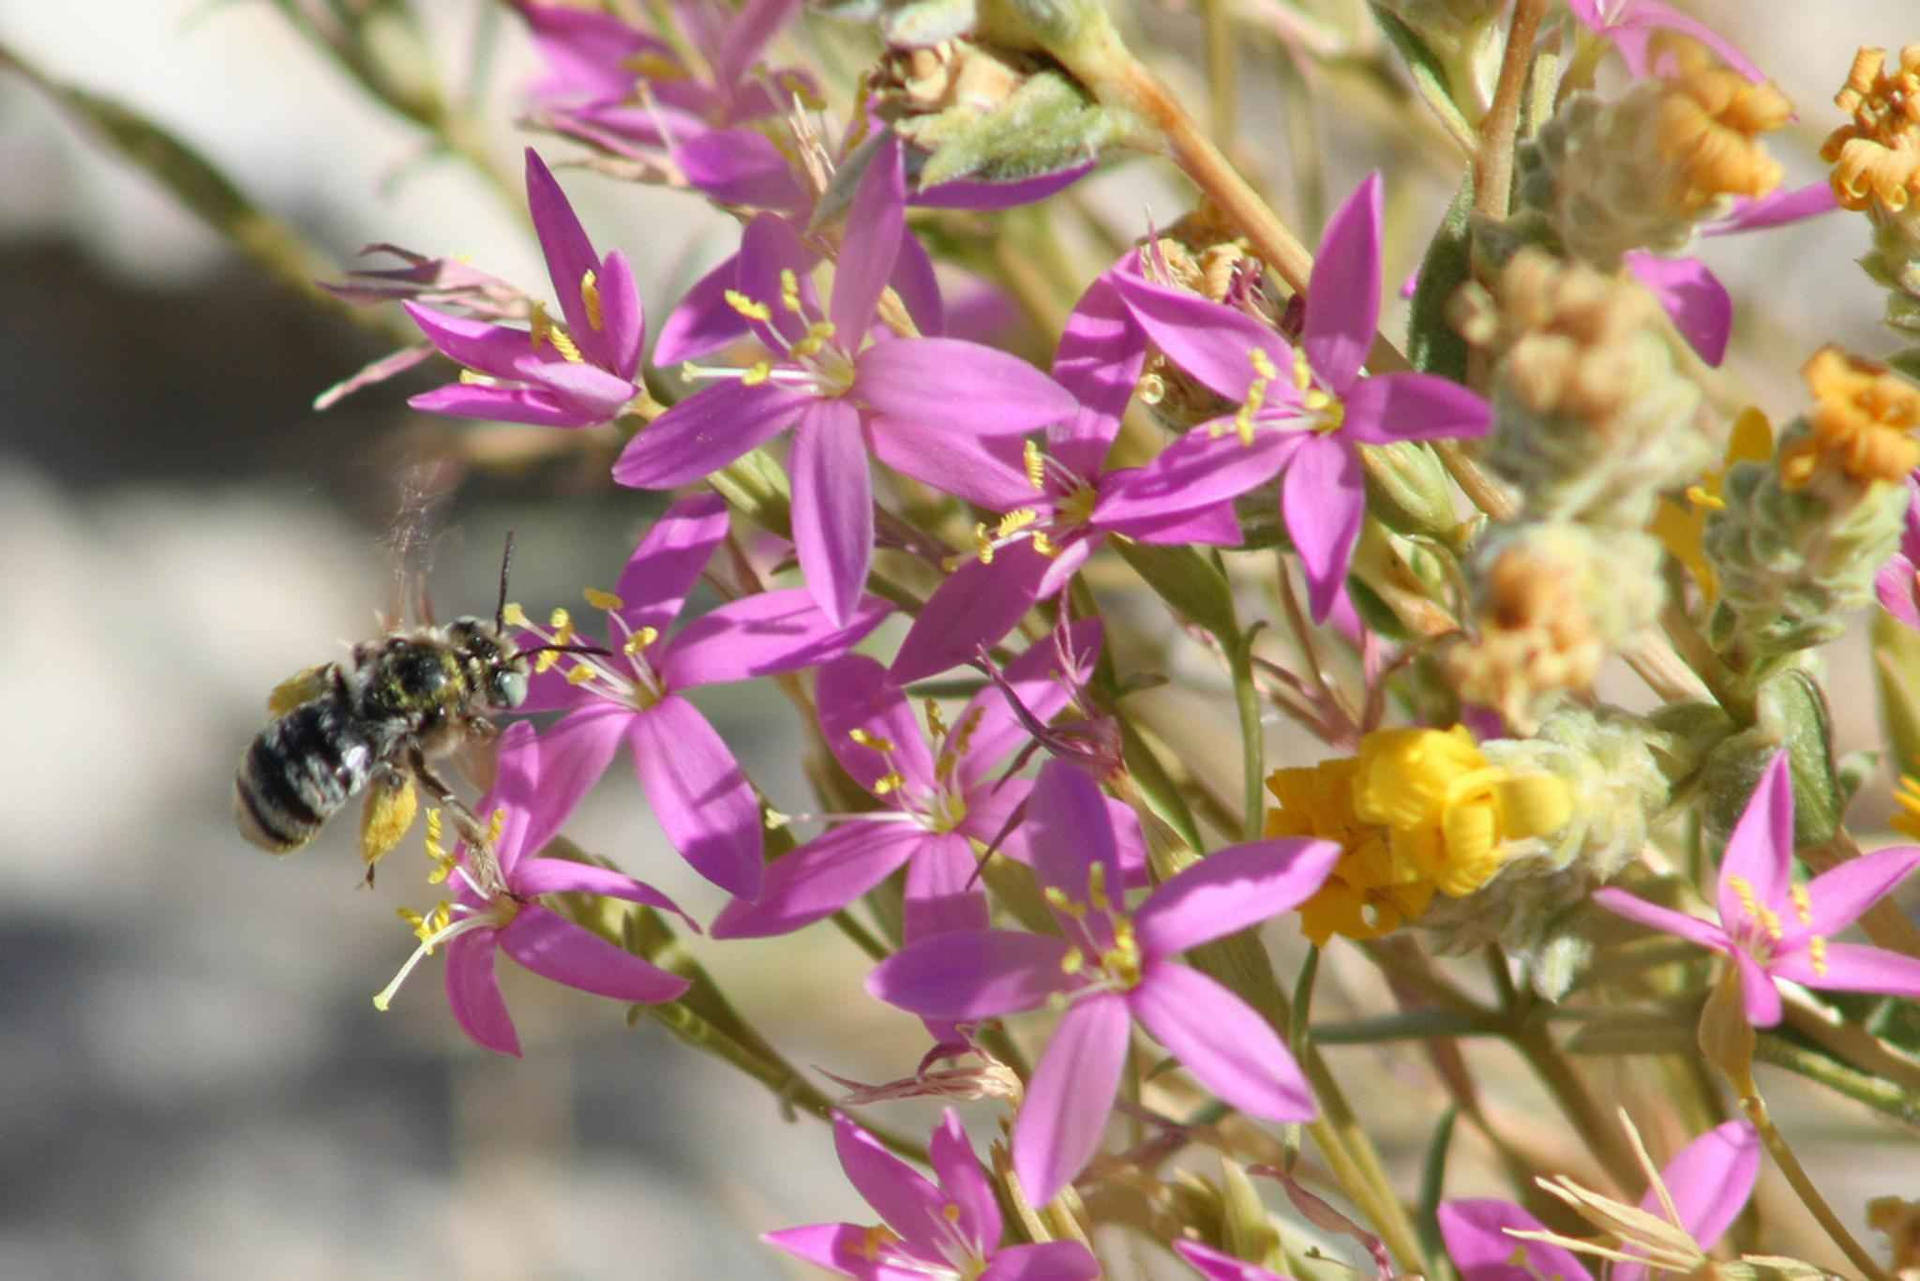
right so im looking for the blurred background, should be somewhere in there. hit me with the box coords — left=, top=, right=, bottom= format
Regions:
left=0, top=2, right=1910, bottom=1278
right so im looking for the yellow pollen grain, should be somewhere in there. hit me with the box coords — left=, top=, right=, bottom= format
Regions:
left=941, top=1203, right=962, bottom=1224
left=724, top=289, right=772, bottom=322
left=1791, top=884, right=1814, bottom=926
left=741, top=361, right=773, bottom=387
left=780, top=268, right=803, bottom=314
left=1249, top=346, right=1278, bottom=382
left=565, top=665, right=597, bottom=685
left=1809, top=934, right=1830, bottom=976
left=580, top=269, right=604, bottom=331
left=486, top=806, right=507, bottom=848
left=583, top=586, right=624, bottom=611
left=873, top=771, right=906, bottom=795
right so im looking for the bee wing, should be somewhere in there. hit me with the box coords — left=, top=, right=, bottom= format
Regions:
left=360, top=772, right=420, bottom=869
left=266, top=665, right=332, bottom=717
left=382, top=459, right=459, bottom=629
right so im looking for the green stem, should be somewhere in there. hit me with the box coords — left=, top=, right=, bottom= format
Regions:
left=1740, top=1091, right=1897, bottom=1281
left=1754, top=1033, right=1920, bottom=1128
left=1509, top=1023, right=1648, bottom=1195
left=1229, top=632, right=1267, bottom=843
left=830, top=909, right=891, bottom=963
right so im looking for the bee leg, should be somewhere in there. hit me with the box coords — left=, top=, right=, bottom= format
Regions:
left=407, top=747, right=503, bottom=892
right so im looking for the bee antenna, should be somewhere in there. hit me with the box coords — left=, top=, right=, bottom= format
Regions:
left=519, top=642, right=615, bottom=659
left=495, top=531, right=516, bottom=631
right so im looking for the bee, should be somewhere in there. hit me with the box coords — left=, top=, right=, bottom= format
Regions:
left=233, top=533, right=590, bottom=877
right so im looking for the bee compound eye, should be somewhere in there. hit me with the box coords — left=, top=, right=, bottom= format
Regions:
left=491, top=668, right=529, bottom=709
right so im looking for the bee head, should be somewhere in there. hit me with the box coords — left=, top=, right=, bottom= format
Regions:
left=447, top=615, right=531, bottom=710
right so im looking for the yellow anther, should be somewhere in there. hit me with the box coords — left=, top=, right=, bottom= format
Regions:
left=1060, top=947, right=1086, bottom=975
left=486, top=807, right=507, bottom=848
left=548, top=606, right=573, bottom=632
left=791, top=320, right=837, bottom=359
left=623, top=627, right=658, bottom=657
left=1024, top=438, right=1047, bottom=491
left=457, top=369, right=493, bottom=385
left=1249, top=346, right=1278, bottom=381
left=873, top=771, right=907, bottom=795
left=1754, top=902, right=1784, bottom=942
left=580, top=269, right=603, bottom=331
left=849, top=728, right=897, bottom=753
left=1088, top=862, right=1111, bottom=912
left=941, top=1203, right=962, bottom=1224
left=1726, top=874, right=1761, bottom=920
left=1043, top=886, right=1071, bottom=909
left=764, top=807, right=791, bottom=830
left=531, top=304, right=584, bottom=363
left=924, top=699, right=949, bottom=741
left=724, top=289, right=772, bottom=322
left=780, top=268, right=804, bottom=313
left=972, top=523, right=996, bottom=565
left=565, top=664, right=597, bottom=685
left=996, top=508, right=1039, bottom=538
left=741, top=361, right=774, bottom=387
left=583, top=586, right=624, bottom=611
left=1291, top=348, right=1314, bottom=392
left=1808, top=934, right=1830, bottom=976
left=860, top=1226, right=898, bottom=1261
left=1032, top=531, right=1059, bottom=557
left=501, top=602, right=528, bottom=628
left=1791, top=884, right=1814, bottom=927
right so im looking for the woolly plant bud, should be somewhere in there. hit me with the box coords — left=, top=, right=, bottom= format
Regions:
left=1704, top=349, right=1917, bottom=664
left=1419, top=707, right=1675, bottom=995
left=1136, top=208, right=1277, bottom=430
left=1822, top=46, right=1920, bottom=335
left=1443, top=522, right=1664, bottom=731
left=1456, top=248, right=1712, bottom=529
left=1514, top=49, right=1790, bottom=268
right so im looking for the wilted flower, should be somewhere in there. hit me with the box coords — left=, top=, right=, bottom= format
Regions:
left=1596, top=752, right=1920, bottom=1026
left=871, top=761, right=1337, bottom=1202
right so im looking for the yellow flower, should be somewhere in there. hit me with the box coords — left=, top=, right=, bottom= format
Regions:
left=1823, top=45, right=1920, bottom=216
left=1789, top=346, right=1920, bottom=487
left=1649, top=406, right=1773, bottom=597
left=1267, top=728, right=1572, bottom=944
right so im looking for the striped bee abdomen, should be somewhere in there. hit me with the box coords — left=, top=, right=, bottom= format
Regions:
left=234, top=689, right=386, bottom=853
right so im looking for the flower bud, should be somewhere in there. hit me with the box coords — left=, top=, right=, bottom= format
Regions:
left=1456, top=248, right=1713, bottom=530
left=1516, top=51, right=1790, bottom=268
left=1135, top=210, right=1277, bottom=430
left=1443, top=523, right=1664, bottom=730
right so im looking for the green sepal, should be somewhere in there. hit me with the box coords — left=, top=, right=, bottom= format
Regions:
left=1406, top=170, right=1475, bottom=382
left=1362, top=440, right=1461, bottom=540
left=1697, top=671, right=1843, bottom=855
left=1872, top=608, right=1920, bottom=780
left=710, top=449, right=794, bottom=539
left=1367, top=5, right=1477, bottom=152
left=1117, top=719, right=1207, bottom=856
left=1416, top=1108, right=1462, bottom=1281
left=1221, top=1159, right=1286, bottom=1275
left=1114, top=538, right=1239, bottom=642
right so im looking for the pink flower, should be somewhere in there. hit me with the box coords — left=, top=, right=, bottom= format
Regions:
left=374, top=722, right=694, bottom=1057
left=512, top=494, right=888, bottom=900
left=1566, top=0, right=1765, bottom=83
left=765, top=1112, right=1099, bottom=1281
left=1877, top=478, right=1920, bottom=630
left=1114, top=173, right=1489, bottom=620
left=403, top=150, right=647, bottom=428
left=1174, top=1241, right=1293, bottom=1281
left=1439, top=1118, right=1760, bottom=1281
left=615, top=134, right=1078, bottom=625
left=1595, top=752, right=1920, bottom=1026
left=869, top=761, right=1339, bottom=1203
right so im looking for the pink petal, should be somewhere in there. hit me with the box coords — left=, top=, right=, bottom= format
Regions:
left=1013, top=991, right=1130, bottom=1204
left=903, top=832, right=991, bottom=941
left=890, top=231, right=946, bottom=337
left=1703, top=182, right=1839, bottom=235
left=1341, top=371, right=1491, bottom=443
left=869, top=420, right=1036, bottom=509
left=833, top=1112, right=950, bottom=1249
left=407, top=384, right=589, bottom=429
left=791, top=399, right=875, bottom=627
left=1715, top=753, right=1796, bottom=934
left=629, top=695, right=765, bottom=899
left=1733, top=948, right=1783, bottom=1027
left=866, top=929, right=1076, bottom=1019
left=1111, top=270, right=1288, bottom=403
left=854, top=339, right=1079, bottom=437
left=443, top=927, right=518, bottom=1056
left=913, top=164, right=1094, bottom=210
left=651, top=252, right=749, bottom=367
left=1129, top=962, right=1315, bottom=1121
left=1095, top=429, right=1299, bottom=529
left=888, top=543, right=1051, bottom=686
left=1792, top=845, right=1920, bottom=940
left=930, top=1109, right=1001, bottom=1252
left=816, top=654, right=938, bottom=796
left=1051, top=259, right=1147, bottom=474
left=522, top=704, right=631, bottom=858
left=614, top=491, right=730, bottom=637
left=1302, top=173, right=1382, bottom=393
left=536, top=360, right=643, bottom=421
left=1591, top=888, right=1734, bottom=953
left=736, top=213, right=821, bottom=348
left=1172, top=1240, right=1290, bottom=1281
left=956, top=617, right=1105, bottom=786
left=596, top=249, right=645, bottom=380
left=1624, top=252, right=1731, bottom=367
left=401, top=303, right=545, bottom=380
left=1123, top=500, right=1244, bottom=547
left=519, top=2, right=656, bottom=102
left=677, top=128, right=806, bottom=209
left=613, top=377, right=813, bottom=489
left=715, top=0, right=802, bottom=86
left=762, top=1223, right=873, bottom=1276
left=1282, top=437, right=1365, bottom=621
left=833, top=132, right=906, bottom=340
left=1877, top=555, right=1920, bottom=630
left=1134, top=839, right=1343, bottom=958
left=982, top=1243, right=1102, bottom=1281
left=1772, top=940, right=1920, bottom=1003
left=709, top=820, right=924, bottom=939
left=1026, top=760, right=1120, bottom=902
left=1606, top=2, right=1766, bottom=83
left=510, top=858, right=696, bottom=931
left=661, top=588, right=889, bottom=689
left=499, top=902, right=689, bottom=1003
left=1611, top=1120, right=1757, bottom=1281
left=525, top=149, right=619, bottom=372
left=1437, top=1200, right=1591, bottom=1281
